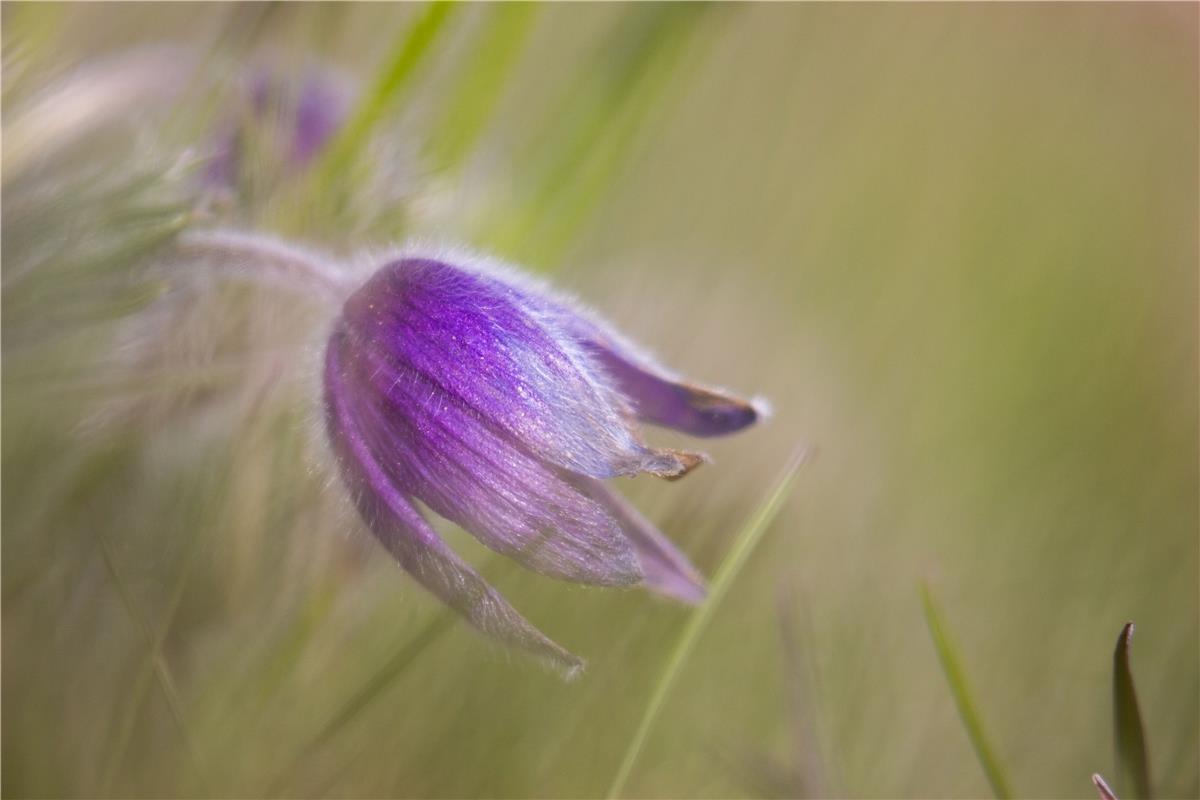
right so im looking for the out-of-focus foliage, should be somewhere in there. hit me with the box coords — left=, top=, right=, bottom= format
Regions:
left=2, top=4, right=1196, bottom=798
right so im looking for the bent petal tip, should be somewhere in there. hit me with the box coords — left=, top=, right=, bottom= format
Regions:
left=663, top=449, right=708, bottom=481
left=575, top=329, right=765, bottom=438
left=558, top=657, right=587, bottom=683
left=573, top=478, right=708, bottom=606
left=638, top=447, right=708, bottom=481
left=642, top=562, right=707, bottom=605
left=665, top=382, right=767, bottom=437
left=749, top=394, right=773, bottom=423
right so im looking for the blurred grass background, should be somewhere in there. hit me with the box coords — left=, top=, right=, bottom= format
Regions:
left=2, top=3, right=1197, bottom=798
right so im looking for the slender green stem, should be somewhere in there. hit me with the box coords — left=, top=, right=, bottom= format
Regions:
left=920, top=582, right=1013, bottom=799
left=100, top=525, right=202, bottom=796
left=606, top=447, right=809, bottom=799
left=263, top=609, right=458, bottom=797
left=425, top=4, right=539, bottom=173
left=316, top=1, right=457, bottom=189
left=265, top=551, right=505, bottom=797
left=96, top=529, right=211, bottom=795
left=484, top=6, right=707, bottom=266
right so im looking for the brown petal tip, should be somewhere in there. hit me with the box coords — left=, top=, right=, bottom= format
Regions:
left=652, top=449, right=708, bottom=481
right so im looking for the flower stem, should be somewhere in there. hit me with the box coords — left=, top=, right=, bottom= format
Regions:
left=172, top=229, right=350, bottom=303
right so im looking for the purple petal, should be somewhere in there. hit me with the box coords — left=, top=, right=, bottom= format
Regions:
left=577, top=325, right=763, bottom=438
left=203, top=68, right=350, bottom=189
left=340, top=331, right=643, bottom=587
left=570, top=476, right=707, bottom=605
left=291, top=71, right=348, bottom=166
left=324, top=331, right=583, bottom=676
left=342, top=257, right=701, bottom=480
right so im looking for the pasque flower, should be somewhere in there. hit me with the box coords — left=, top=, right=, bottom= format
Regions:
left=323, top=249, right=764, bottom=673
left=205, top=68, right=351, bottom=189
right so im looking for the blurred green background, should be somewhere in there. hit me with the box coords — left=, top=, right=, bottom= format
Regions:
left=3, top=3, right=1196, bottom=798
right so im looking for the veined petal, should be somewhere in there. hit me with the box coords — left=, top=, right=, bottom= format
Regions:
left=324, top=331, right=583, bottom=676
left=343, top=333, right=643, bottom=587
left=565, top=315, right=765, bottom=438
left=342, top=257, right=699, bottom=479
left=569, top=476, right=708, bottom=605
left=593, top=345, right=761, bottom=437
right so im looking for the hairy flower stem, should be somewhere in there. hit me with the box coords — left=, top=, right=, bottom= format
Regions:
left=172, top=229, right=351, bottom=303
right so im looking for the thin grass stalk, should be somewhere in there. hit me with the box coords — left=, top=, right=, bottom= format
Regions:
left=606, top=447, right=809, bottom=799
left=314, top=1, right=457, bottom=193
left=99, top=525, right=203, bottom=796
left=920, top=582, right=1013, bottom=799
left=95, top=529, right=211, bottom=795
left=265, top=552, right=506, bottom=797
left=425, top=4, right=539, bottom=173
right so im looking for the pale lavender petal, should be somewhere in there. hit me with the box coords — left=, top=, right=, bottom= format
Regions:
left=341, top=335, right=643, bottom=587
left=324, top=331, right=583, bottom=675
left=342, top=257, right=702, bottom=480
left=570, top=476, right=707, bottom=605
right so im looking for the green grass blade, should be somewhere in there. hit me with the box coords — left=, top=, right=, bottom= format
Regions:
left=1113, top=622, right=1153, bottom=799
left=606, top=447, right=810, bottom=800
left=521, top=6, right=688, bottom=183
left=315, top=1, right=457, bottom=190
left=99, top=524, right=202, bottom=797
left=264, top=609, right=458, bottom=797
left=95, top=529, right=211, bottom=795
left=265, top=551, right=504, bottom=796
left=512, top=22, right=694, bottom=266
left=483, top=6, right=707, bottom=265
left=425, top=4, right=539, bottom=173
left=777, top=586, right=832, bottom=797
left=920, top=582, right=1013, bottom=799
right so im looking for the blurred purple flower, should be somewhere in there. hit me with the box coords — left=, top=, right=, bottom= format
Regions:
left=323, top=250, right=765, bottom=673
left=205, top=67, right=351, bottom=189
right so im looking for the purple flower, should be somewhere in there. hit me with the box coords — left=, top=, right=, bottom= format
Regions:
left=322, top=250, right=764, bottom=673
left=204, top=68, right=351, bottom=189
